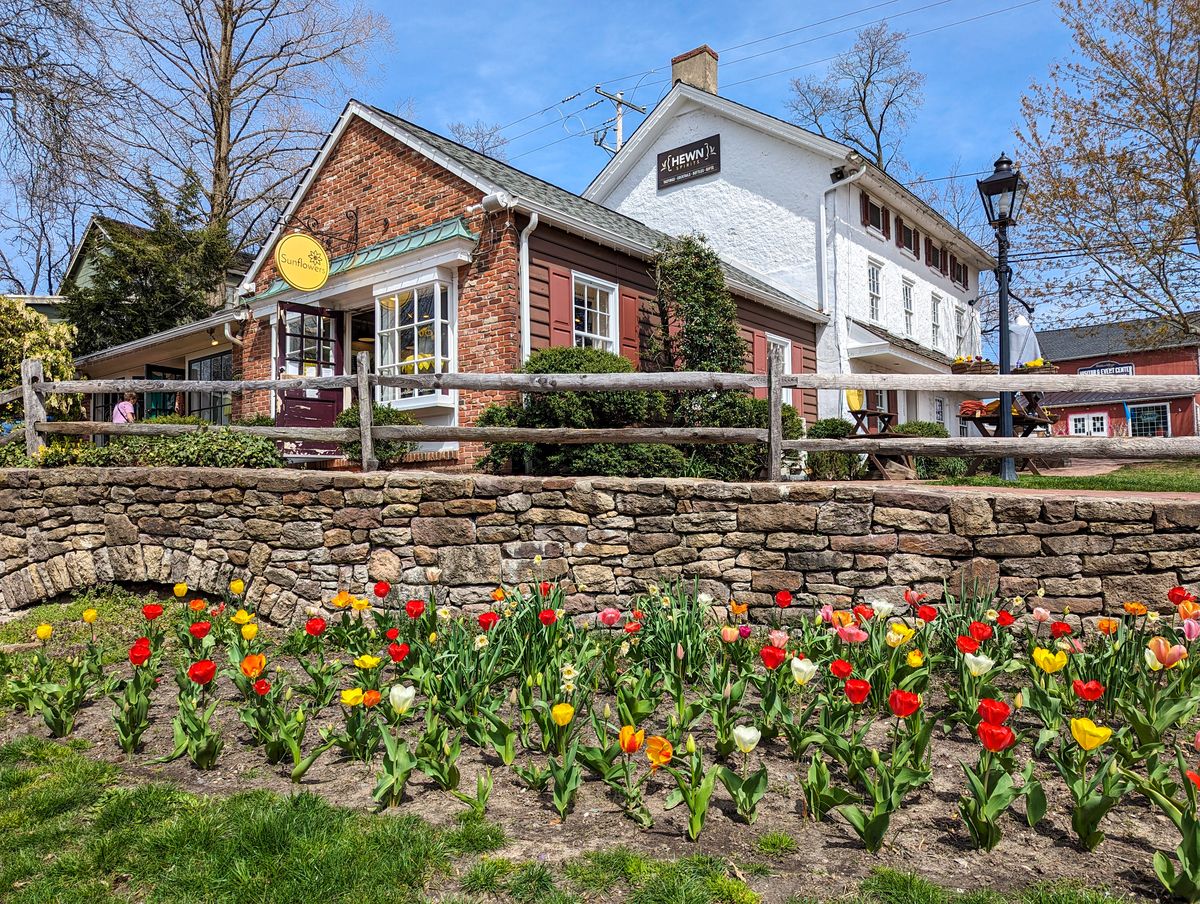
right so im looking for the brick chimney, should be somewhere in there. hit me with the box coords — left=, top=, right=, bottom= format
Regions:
left=671, top=45, right=718, bottom=94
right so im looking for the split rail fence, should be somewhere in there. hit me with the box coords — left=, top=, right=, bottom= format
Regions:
left=6, top=349, right=1200, bottom=480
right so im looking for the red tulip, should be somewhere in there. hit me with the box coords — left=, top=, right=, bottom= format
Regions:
left=373, top=581, right=391, bottom=599
left=969, top=621, right=993, bottom=642
left=188, top=621, right=211, bottom=640
left=977, top=721, right=1017, bottom=752
left=1072, top=679, right=1105, bottom=701
left=1188, top=770, right=1200, bottom=792
left=996, top=610, right=1015, bottom=627
left=143, top=604, right=164, bottom=621
left=916, top=604, right=938, bottom=623
left=540, top=581, right=552, bottom=596
left=853, top=604, right=873, bottom=622
left=888, top=689, right=920, bottom=718
left=1050, top=621, right=1073, bottom=639
left=305, top=617, right=327, bottom=637
left=845, top=678, right=871, bottom=705
left=760, top=645, right=787, bottom=670
left=904, top=589, right=929, bottom=606
left=830, top=658, right=853, bottom=680
left=405, top=599, right=425, bottom=619
left=977, top=698, right=1011, bottom=726
left=956, top=635, right=980, bottom=654
left=385, top=627, right=400, bottom=641
left=253, top=679, right=271, bottom=696
left=631, top=609, right=645, bottom=621
left=187, top=659, right=217, bottom=685
left=775, top=590, right=793, bottom=608
left=539, top=609, right=557, bottom=626
left=478, top=611, right=499, bottom=631
left=624, top=621, right=642, bottom=634
left=129, top=639, right=151, bottom=667
left=1170, top=586, right=1197, bottom=606
left=388, top=642, right=410, bottom=663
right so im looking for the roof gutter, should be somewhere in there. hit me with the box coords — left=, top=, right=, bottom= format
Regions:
left=518, top=210, right=539, bottom=362
left=819, top=160, right=868, bottom=314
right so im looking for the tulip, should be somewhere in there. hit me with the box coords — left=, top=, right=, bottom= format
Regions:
left=853, top=604, right=874, bottom=623
left=1096, top=617, right=1120, bottom=636
left=963, top=652, right=994, bottom=678
left=305, top=617, right=327, bottom=636
left=189, top=621, right=211, bottom=640
left=129, top=639, right=151, bottom=667
left=478, top=611, right=499, bottom=631
left=350, top=596, right=371, bottom=612
left=830, top=658, right=853, bottom=680
left=173, top=583, right=188, bottom=598
left=240, top=653, right=266, bottom=679
left=1193, top=729, right=1200, bottom=754
left=551, top=702, right=575, bottom=726
left=188, top=659, right=217, bottom=685
left=341, top=688, right=364, bottom=707
left=229, top=579, right=245, bottom=595
left=791, top=657, right=817, bottom=685
left=426, top=567, right=442, bottom=584
left=354, top=654, right=381, bottom=669
left=390, top=684, right=416, bottom=715
left=189, top=598, right=206, bottom=612
left=888, top=689, right=920, bottom=718
left=373, top=581, right=391, bottom=599
left=474, top=635, right=489, bottom=651
left=737, top=624, right=751, bottom=639
left=1185, top=619, right=1200, bottom=642
left=844, top=678, right=871, bottom=705
left=253, top=678, right=271, bottom=696
left=1032, top=647, right=1068, bottom=673
left=915, top=604, right=938, bottom=623
left=1124, top=601, right=1149, bottom=616
left=1148, top=636, right=1188, bottom=670
left=405, top=599, right=425, bottom=619
left=969, top=621, right=993, bottom=642
left=598, top=607, right=621, bottom=626
left=1050, top=621, right=1073, bottom=639
left=836, top=624, right=869, bottom=644
left=1169, top=586, right=1197, bottom=606
left=538, top=609, right=557, bottom=626
left=646, top=735, right=673, bottom=770
left=759, top=645, right=786, bottom=670
left=82, top=608, right=98, bottom=624
left=720, top=625, right=740, bottom=644
left=540, top=581, right=553, bottom=596
left=818, top=604, right=834, bottom=624
left=1032, top=607, right=1051, bottom=623
left=1070, top=717, right=1112, bottom=751
left=906, top=649, right=925, bottom=668
left=35, top=623, right=52, bottom=641
left=886, top=622, right=914, bottom=647
left=956, top=635, right=980, bottom=654
left=996, top=610, right=1015, bottom=627
left=331, top=591, right=353, bottom=609
left=733, top=724, right=761, bottom=754
left=830, top=610, right=855, bottom=628
left=775, top=590, right=793, bottom=608
left=626, top=622, right=643, bottom=634
left=767, top=628, right=789, bottom=648
left=904, top=589, right=929, bottom=606
left=1072, top=679, right=1105, bottom=701
left=240, top=623, right=258, bottom=642
left=977, top=698, right=1011, bottom=726
left=619, top=725, right=645, bottom=754
left=230, top=608, right=253, bottom=625
left=870, top=600, right=895, bottom=619
left=685, top=734, right=696, bottom=754
left=363, top=689, right=382, bottom=708
left=977, top=721, right=1016, bottom=752
left=143, top=604, right=164, bottom=621
left=730, top=599, right=749, bottom=616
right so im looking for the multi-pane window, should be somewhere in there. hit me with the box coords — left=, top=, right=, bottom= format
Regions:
left=934, top=397, right=946, bottom=426
left=187, top=351, right=232, bottom=424
left=931, top=295, right=942, bottom=348
left=1129, top=403, right=1170, bottom=437
left=867, top=262, right=882, bottom=321
left=573, top=274, right=617, bottom=352
left=954, top=306, right=966, bottom=356
left=376, top=282, right=452, bottom=402
left=902, top=281, right=914, bottom=336
left=1071, top=413, right=1109, bottom=436
left=766, top=334, right=793, bottom=406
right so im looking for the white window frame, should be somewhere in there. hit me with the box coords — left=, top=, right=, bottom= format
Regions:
left=1128, top=402, right=1172, bottom=438
left=865, top=197, right=886, bottom=237
left=934, top=396, right=946, bottom=426
left=1070, top=412, right=1109, bottom=436
left=765, top=332, right=794, bottom=406
left=374, top=267, right=458, bottom=409
left=954, top=304, right=966, bottom=356
left=902, top=280, right=914, bottom=337
left=898, top=222, right=919, bottom=259
left=930, top=294, right=942, bottom=348
left=867, top=260, right=883, bottom=322
left=571, top=272, right=619, bottom=353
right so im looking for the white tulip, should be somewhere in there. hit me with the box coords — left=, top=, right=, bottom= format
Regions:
left=870, top=600, right=895, bottom=619
left=963, top=652, right=994, bottom=678
left=791, top=657, right=818, bottom=686
left=732, top=724, right=761, bottom=754
left=389, top=684, right=416, bottom=716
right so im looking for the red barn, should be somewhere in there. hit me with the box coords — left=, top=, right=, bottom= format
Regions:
left=1036, top=316, right=1200, bottom=438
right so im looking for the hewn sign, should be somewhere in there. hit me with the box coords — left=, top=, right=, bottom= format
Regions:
left=657, top=134, right=720, bottom=190
left=1077, top=360, right=1135, bottom=376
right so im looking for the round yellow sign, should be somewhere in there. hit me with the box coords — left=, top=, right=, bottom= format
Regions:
left=274, top=232, right=330, bottom=292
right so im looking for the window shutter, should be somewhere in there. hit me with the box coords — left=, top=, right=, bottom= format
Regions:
left=859, top=191, right=870, bottom=226
left=894, top=216, right=904, bottom=248
left=618, top=287, right=640, bottom=366
left=752, top=331, right=767, bottom=400
left=912, top=228, right=919, bottom=252
left=924, top=237, right=933, bottom=264
left=940, top=248, right=949, bottom=276
left=949, top=254, right=958, bottom=283
left=881, top=207, right=891, bottom=239
left=548, top=265, right=574, bottom=347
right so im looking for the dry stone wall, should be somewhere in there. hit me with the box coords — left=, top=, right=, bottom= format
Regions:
left=2, top=468, right=1198, bottom=624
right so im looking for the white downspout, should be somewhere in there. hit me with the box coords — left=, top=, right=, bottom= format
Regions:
left=518, top=211, right=539, bottom=362
left=817, top=161, right=867, bottom=418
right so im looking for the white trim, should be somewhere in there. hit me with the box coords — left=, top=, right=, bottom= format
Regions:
left=183, top=346, right=234, bottom=423
left=765, top=332, right=794, bottom=406
left=74, top=306, right=246, bottom=367
left=570, top=271, right=620, bottom=353
left=1069, top=411, right=1109, bottom=437
left=1127, top=401, right=1172, bottom=438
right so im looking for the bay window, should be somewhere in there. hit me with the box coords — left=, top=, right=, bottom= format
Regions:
left=376, top=278, right=453, bottom=403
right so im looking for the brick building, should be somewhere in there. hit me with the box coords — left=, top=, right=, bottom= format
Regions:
left=76, top=101, right=824, bottom=465
left=1037, top=315, right=1200, bottom=438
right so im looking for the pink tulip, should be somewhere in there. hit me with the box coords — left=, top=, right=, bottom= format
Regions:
left=598, top=607, right=621, bottom=627
left=1193, top=729, right=1200, bottom=753
left=836, top=623, right=869, bottom=644
left=768, top=628, right=789, bottom=648
left=720, top=625, right=740, bottom=643
left=819, top=604, right=835, bottom=624
left=1185, top=619, right=1200, bottom=642
left=738, top=624, right=752, bottom=639
left=1032, top=607, right=1051, bottom=623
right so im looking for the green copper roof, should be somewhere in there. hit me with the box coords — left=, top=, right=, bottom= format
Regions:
left=255, top=216, right=477, bottom=300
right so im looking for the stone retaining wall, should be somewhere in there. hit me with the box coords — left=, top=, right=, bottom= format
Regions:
left=2, top=468, right=1198, bottom=623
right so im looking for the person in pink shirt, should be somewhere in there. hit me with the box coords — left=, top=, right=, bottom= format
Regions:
left=112, top=392, right=138, bottom=424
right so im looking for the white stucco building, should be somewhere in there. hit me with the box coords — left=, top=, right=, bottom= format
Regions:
left=584, top=46, right=994, bottom=431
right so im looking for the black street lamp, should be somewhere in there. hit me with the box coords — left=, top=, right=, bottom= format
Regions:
left=977, top=152, right=1028, bottom=482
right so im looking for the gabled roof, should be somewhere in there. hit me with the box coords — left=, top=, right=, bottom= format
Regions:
left=1037, top=313, right=1200, bottom=361
left=241, top=100, right=825, bottom=323
left=583, top=83, right=995, bottom=271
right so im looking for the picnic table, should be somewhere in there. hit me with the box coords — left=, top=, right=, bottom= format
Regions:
left=847, top=407, right=916, bottom=480
left=961, top=391, right=1059, bottom=476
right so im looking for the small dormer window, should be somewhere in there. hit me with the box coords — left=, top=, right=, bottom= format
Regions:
left=859, top=192, right=891, bottom=239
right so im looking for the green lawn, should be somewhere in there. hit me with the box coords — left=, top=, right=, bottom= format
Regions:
left=940, top=458, right=1200, bottom=493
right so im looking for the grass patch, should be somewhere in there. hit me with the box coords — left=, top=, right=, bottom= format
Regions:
left=755, top=829, right=799, bottom=857
left=938, top=458, right=1200, bottom=494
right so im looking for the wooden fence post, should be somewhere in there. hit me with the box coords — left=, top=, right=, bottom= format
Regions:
left=766, top=343, right=783, bottom=481
left=21, top=358, right=46, bottom=459
left=355, top=351, right=377, bottom=472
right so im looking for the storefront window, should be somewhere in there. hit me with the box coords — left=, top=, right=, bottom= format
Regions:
left=187, top=351, right=232, bottom=424
left=1129, top=403, right=1170, bottom=438
left=376, top=281, right=452, bottom=402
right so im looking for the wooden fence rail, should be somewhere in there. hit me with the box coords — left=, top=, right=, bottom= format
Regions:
left=7, top=351, right=1200, bottom=478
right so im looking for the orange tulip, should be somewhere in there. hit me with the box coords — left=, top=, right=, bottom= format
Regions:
left=1096, top=617, right=1120, bottom=636
left=1148, top=636, right=1188, bottom=670
left=729, top=599, right=748, bottom=616
left=362, top=689, right=382, bottom=708
left=646, top=735, right=673, bottom=771
left=1124, top=601, right=1149, bottom=616
left=188, top=598, right=206, bottom=612
left=1179, top=600, right=1200, bottom=621
left=619, top=725, right=645, bottom=755
left=830, top=610, right=855, bottom=628
left=240, top=653, right=266, bottom=679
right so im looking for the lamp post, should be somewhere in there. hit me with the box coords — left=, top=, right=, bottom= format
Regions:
left=977, top=153, right=1028, bottom=483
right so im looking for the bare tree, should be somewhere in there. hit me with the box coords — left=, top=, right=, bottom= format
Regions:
left=96, top=0, right=393, bottom=251
left=448, top=119, right=510, bottom=160
left=1017, top=0, right=1200, bottom=340
left=786, top=22, right=924, bottom=172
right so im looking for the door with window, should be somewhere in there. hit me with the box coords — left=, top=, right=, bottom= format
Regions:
left=276, top=301, right=344, bottom=456
left=1069, top=413, right=1108, bottom=437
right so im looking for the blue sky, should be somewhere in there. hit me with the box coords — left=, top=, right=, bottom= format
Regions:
left=360, top=0, right=1070, bottom=195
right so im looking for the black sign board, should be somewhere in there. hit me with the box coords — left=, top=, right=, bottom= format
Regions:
left=657, top=134, right=721, bottom=190
left=1077, top=360, right=1135, bottom=376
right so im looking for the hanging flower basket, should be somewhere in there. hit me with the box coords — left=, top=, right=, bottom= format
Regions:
left=952, top=358, right=999, bottom=375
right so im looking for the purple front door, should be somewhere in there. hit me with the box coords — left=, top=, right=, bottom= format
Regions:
left=276, top=301, right=345, bottom=457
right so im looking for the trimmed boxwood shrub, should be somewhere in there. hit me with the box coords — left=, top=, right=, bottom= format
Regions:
left=893, top=419, right=968, bottom=478
left=335, top=403, right=420, bottom=468
left=806, top=417, right=861, bottom=481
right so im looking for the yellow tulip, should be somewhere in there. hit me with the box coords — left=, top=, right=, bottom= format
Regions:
left=354, top=654, right=382, bottom=669
left=331, top=590, right=353, bottom=609
left=173, top=583, right=188, bottom=598
left=1032, top=646, right=1067, bottom=674
left=35, top=623, right=53, bottom=641
left=340, top=688, right=364, bottom=707
left=350, top=596, right=371, bottom=612
left=231, top=608, right=254, bottom=626
left=550, top=702, right=575, bottom=726
left=81, top=608, right=98, bottom=624
left=240, top=623, right=258, bottom=642
left=886, top=622, right=915, bottom=648
left=906, top=649, right=925, bottom=668
left=1070, top=717, right=1112, bottom=752
left=229, top=579, right=245, bottom=595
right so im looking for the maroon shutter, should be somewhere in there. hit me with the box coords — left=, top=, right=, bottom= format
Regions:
left=924, top=237, right=932, bottom=264
left=912, top=228, right=919, bottom=254
left=548, top=265, right=574, bottom=347
left=940, top=248, right=949, bottom=276
left=752, top=331, right=767, bottom=400
left=881, top=207, right=891, bottom=239
left=618, top=287, right=640, bottom=366
left=860, top=191, right=870, bottom=226
left=894, top=216, right=904, bottom=248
